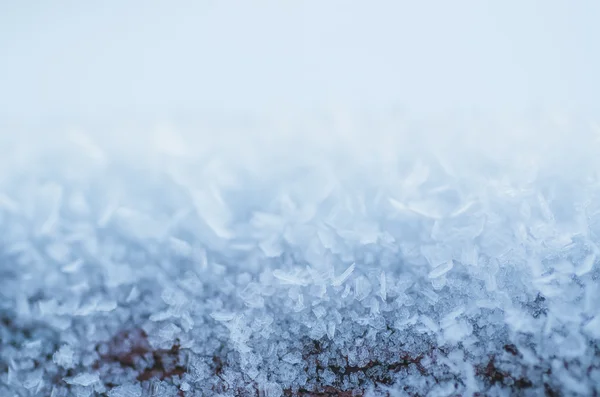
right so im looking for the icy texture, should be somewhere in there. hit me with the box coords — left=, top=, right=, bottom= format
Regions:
left=1, top=114, right=600, bottom=396
left=108, top=384, right=143, bottom=397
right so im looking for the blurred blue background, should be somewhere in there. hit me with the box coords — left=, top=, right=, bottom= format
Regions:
left=1, top=0, right=598, bottom=124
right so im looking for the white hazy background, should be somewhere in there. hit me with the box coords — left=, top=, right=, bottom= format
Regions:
left=1, top=0, right=599, bottom=126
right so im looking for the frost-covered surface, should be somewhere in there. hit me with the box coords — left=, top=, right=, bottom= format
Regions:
left=1, top=114, right=600, bottom=396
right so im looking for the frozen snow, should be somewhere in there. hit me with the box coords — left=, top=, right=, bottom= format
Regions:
left=1, top=114, right=600, bottom=396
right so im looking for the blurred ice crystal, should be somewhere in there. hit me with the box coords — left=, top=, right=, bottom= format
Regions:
left=1, top=114, right=600, bottom=396
left=53, top=345, right=76, bottom=369
left=107, top=384, right=142, bottom=397
left=428, top=260, right=454, bottom=279
left=64, top=373, right=99, bottom=387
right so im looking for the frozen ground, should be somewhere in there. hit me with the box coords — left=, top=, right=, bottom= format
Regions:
left=1, top=113, right=600, bottom=396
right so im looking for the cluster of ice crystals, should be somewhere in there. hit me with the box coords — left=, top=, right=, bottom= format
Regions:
left=1, top=114, right=600, bottom=396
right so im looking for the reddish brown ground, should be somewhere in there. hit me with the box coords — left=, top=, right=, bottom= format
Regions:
left=90, top=328, right=561, bottom=396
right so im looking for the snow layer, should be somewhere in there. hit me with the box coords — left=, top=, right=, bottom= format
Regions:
left=1, top=113, right=600, bottom=396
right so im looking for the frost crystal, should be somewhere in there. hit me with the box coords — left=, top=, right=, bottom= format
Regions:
left=53, top=345, right=76, bottom=369
left=108, top=384, right=142, bottom=397
left=1, top=115, right=600, bottom=396
left=64, top=373, right=99, bottom=387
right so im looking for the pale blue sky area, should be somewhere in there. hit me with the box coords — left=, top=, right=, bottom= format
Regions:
left=1, top=1, right=598, bottom=123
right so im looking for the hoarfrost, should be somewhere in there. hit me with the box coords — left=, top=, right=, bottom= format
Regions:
left=2, top=115, right=599, bottom=396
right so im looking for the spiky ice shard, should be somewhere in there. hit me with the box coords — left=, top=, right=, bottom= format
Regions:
left=1, top=114, right=600, bottom=396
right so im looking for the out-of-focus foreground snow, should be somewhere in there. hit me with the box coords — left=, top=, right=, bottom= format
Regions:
left=1, top=113, right=600, bottom=396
